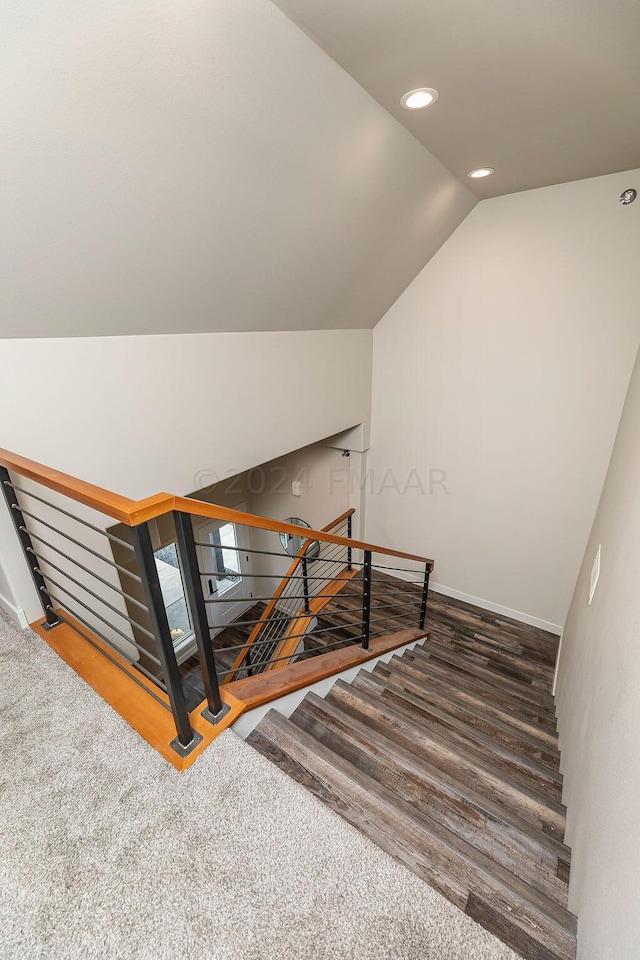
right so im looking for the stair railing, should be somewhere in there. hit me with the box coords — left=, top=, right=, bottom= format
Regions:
left=224, top=508, right=356, bottom=682
left=0, top=448, right=433, bottom=756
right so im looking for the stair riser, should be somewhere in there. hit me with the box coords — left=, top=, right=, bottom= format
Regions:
left=250, top=718, right=576, bottom=960
left=411, top=639, right=557, bottom=708
left=328, top=683, right=566, bottom=840
left=376, top=659, right=561, bottom=766
left=292, top=698, right=569, bottom=906
left=359, top=671, right=564, bottom=797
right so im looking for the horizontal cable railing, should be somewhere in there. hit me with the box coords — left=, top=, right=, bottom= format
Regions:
left=221, top=510, right=356, bottom=681
left=0, top=448, right=433, bottom=757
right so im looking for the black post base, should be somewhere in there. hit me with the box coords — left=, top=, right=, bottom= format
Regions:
left=169, top=729, right=204, bottom=759
left=201, top=702, right=231, bottom=726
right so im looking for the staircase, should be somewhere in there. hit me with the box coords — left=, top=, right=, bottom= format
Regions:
left=247, top=593, right=577, bottom=960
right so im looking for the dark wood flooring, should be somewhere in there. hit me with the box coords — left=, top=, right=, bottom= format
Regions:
left=247, top=591, right=577, bottom=960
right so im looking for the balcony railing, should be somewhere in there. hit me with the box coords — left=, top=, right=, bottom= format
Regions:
left=0, top=448, right=433, bottom=760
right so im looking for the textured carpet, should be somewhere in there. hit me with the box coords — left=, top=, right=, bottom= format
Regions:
left=0, top=607, right=517, bottom=960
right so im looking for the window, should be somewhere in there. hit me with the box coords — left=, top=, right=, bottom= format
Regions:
left=154, top=543, right=192, bottom=643
left=208, top=523, right=241, bottom=595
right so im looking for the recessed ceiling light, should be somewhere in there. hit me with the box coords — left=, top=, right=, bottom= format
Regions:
left=467, top=168, right=495, bottom=179
left=400, top=88, right=439, bottom=110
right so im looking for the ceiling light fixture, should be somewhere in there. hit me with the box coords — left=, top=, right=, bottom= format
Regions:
left=467, top=168, right=495, bottom=179
left=400, top=87, right=439, bottom=110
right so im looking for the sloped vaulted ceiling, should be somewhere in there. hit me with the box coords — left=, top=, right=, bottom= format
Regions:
left=272, top=0, right=640, bottom=199
left=0, top=0, right=475, bottom=338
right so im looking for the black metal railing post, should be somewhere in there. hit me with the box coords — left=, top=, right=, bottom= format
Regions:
left=131, top=521, right=201, bottom=756
left=174, top=511, right=228, bottom=724
left=301, top=556, right=311, bottom=614
left=347, top=513, right=352, bottom=572
left=419, top=562, right=431, bottom=630
left=0, top=466, right=60, bottom=629
left=362, top=550, right=372, bottom=650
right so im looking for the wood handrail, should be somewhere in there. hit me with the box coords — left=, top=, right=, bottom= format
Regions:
left=0, top=448, right=174, bottom=526
left=0, top=448, right=433, bottom=568
left=226, top=627, right=427, bottom=710
left=177, top=497, right=432, bottom=567
left=321, top=507, right=355, bottom=530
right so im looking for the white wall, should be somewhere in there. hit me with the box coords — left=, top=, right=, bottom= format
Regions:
left=556, top=345, right=640, bottom=959
left=191, top=439, right=357, bottom=602
left=366, top=168, right=640, bottom=629
left=0, top=0, right=474, bottom=338
left=0, top=563, right=14, bottom=604
left=0, top=554, right=26, bottom=626
left=0, top=329, right=372, bottom=620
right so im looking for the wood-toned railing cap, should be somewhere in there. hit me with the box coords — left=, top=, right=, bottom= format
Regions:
left=0, top=449, right=434, bottom=569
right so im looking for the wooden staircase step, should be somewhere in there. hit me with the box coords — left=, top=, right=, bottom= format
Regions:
left=440, top=635, right=555, bottom=685
left=359, top=667, right=563, bottom=792
left=415, top=637, right=557, bottom=707
left=326, top=680, right=567, bottom=839
left=427, top=629, right=556, bottom=686
left=290, top=692, right=570, bottom=906
left=408, top=643, right=559, bottom=723
left=425, top=607, right=559, bottom=669
left=373, top=657, right=560, bottom=771
left=424, top=595, right=560, bottom=664
left=400, top=652, right=560, bottom=748
left=352, top=671, right=563, bottom=802
left=419, top=623, right=556, bottom=679
left=420, top=628, right=553, bottom=697
left=294, top=687, right=570, bottom=869
left=248, top=711, right=577, bottom=960
left=384, top=655, right=560, bottom=762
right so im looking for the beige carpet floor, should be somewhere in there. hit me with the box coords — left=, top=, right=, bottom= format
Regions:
left=0, top=607, right=517, bottom=959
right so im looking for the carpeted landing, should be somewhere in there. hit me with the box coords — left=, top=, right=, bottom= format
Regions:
left=0, top=607, right=517, bottom=959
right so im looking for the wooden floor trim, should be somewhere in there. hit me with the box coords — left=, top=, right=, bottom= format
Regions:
left=31, top=616, right=244, bottom=771
left=30, top=615, right=424, bottom=770
left=226, top=627, right=427, bottom=710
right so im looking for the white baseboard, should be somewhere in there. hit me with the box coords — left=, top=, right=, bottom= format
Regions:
left=552, top=627, right=565, bottom=697
left=429, top=580, right=563, bottom=636
left=0, top=593, right=29, bottom=628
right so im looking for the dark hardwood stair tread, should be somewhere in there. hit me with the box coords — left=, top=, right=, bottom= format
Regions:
left=413, top=638, right=557, bottom=710
left=356, top=669, right=563, bottom=795
left=249, top=711, right=577, bottom=960
left=373, top=657, right=560, bottom=771
left=424, top=596, right=559, bottom=663
left=407, top=645, right=559, bottom=728
left=291, top=692, right=570, bottom=906
left=398, top=654, right=560, bottom=751
left=426, top=611, right=559, bottom=670
left=326, top=680, right=567, bottom=838
left=383, top=655, right=561, bottom=758
left=347, top=674, right=565, bottom=810
left=247, top=589, right=574, bottom=960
